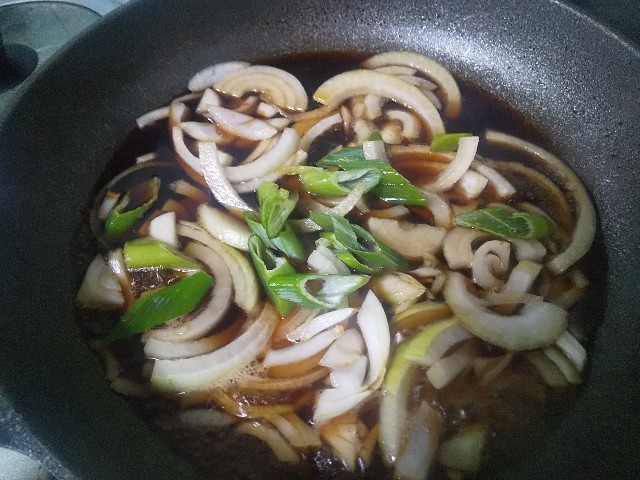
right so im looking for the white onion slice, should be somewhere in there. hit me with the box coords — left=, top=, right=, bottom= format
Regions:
left=509, top=238, right=547, bottom=262
left=367, top=217, right=446, bottom=260
left=426, top=136, right=479, bottom=191
left=196, top=88, right=221, bottom=114
left=287, top=308, right=356, bottom=342
left=148, top=242, right=232, bottom=342
left=136, top=106, right=170, bottom=129
left=502, top=260, right=542, bottom=295
left=471, top=240, right=510, bottom=291
left=151, top=303, right=276, bottom=391
left=472, top=161, right=516, bottom=199
left=363, top=139, right=388, bottom=161
left=177, top=221, right=259, bottom=314
left=267, top=117, right=292, bottom=130
left=135, top=152, right=156, bottom=164
left=207, top=105, right=277, bottom=141
left=313, top=387, right=372, bottom=424
left=555, top=330, right=587, bottom=372
left=313, top=70, right=445, bottom=138
left=329, top=355, right=368, bottom=390
left=256, top=101, right=279, bottom=118
left=224, top=128, right=299, bottom=182
left=215, top=65, right=308, bottom=112
left=290, top=182, right=364, bottom=233
left=426, top=343, right=474, bottom=389
left=263, top=328, right=343, bottom=368
left=299, top=113, right=342, bottom=151
left=399, top=74, right=438, bottom=92
left=198, top=203, right=251, bottom=251
left=169, top=102, right=188, bottom=127
left=362, top=51, right=462, bottom=119
left=386, top=109, right=421, bottom=140
left=199, top=142, right=253, bottom=214
left=456, top=170, right=488, bottom=199
left=188, top=61, right=250, bottom=92
left=371, top=272, right=426, bottom=306
left=97, top=191, right=120, bottom=221
left=307, top=244, right=350, bottom=275
left=180, top=121, right=222, bottom=142
left=394, top=401, right=441, bottom=480
left=420, top=189, right=453, bottom=229
left=358, top=290, right=390, bottom=386
left=444, top=271, right=567, bottom=350
left=485, top=130, right=596, bottom=275
left=232, top=149, right=307, bottom=194
left=363, top=94, right=384, bottom=120
left=374, top=65, right=417, bottom=76
left=172, top=125, right=203, bottom=176
left=404, top=322, right=471, bottom=367
left=443, top=227, right=489, bottom=270
left=76, top=255, right=124, bottom=309
left=148, top=211, right=177, bottom=247
left=320, top=329, right=366, bottom=369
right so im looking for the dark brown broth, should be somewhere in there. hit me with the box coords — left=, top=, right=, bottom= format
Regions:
left=77, top=52, right=604, bottom=480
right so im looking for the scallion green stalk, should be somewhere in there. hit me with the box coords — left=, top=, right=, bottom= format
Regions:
left=257, top=181, right=299, bottom=239
left=268, top=273, right=369, bottom=309
left=248, top=235, right=296, bottom=315
left=244, top=211, right=305, bottom=262
left=99, top=270, right=212, bottom=345
left=104, top=177, right=160, bottom=240
left=455, top=207, right=554, bottom=239
left=429, top=133, right=472, bottom=152
left=123, top=238, right=200, bottom=271
left=285, top=166, right=381, bottom=196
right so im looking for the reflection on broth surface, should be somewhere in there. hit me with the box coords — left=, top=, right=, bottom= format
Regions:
left=75, top=51, right=599, bottom=479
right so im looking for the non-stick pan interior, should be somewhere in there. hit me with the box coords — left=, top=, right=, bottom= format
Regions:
left=0, top=0, right=638, bottom=478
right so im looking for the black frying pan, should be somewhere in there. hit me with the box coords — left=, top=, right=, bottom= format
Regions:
left=0, top=0, right=639, bottom=478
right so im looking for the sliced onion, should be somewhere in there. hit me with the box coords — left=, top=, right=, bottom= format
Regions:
left=299, top=113, right=342, bottom=151
left=177, top=221, right=259, bottom=313
left=287, top=308, right=356, bottom=342
left=443, top=227, right=489, bottom=270
left=198, top=203, right=251, bottom=251
left=263, top=328, right=343, bottom=368
left=502, top=260, right=542, bottom=295
left=313, top=387, right=372, bottom=424
left=399, top=74, right=439, bottom=92
left=199, top=142, right=253, bottom=214
left=188, top=61, right=250, bottom=92
left=148, top=211, right=177, bottom=247
left=367, top=217, right=446, bottom=260
left=180, top=121, right=222, bottom=142
left=148, top=242, right=233, bottom=342
left=308, top=244, right=350, bottom=275
left=135, top=152, right=156, bottom=164
left=313, top=70, right=445, bottom=138
left=362, top=51, right=462, bottom=119
left=320, top=328, right=366, bottom=369
left=136, top=106, right=169, bottom=129
left=266, top=117, right=292, bottom=130
left=543, top=346, right=581, bottom=384
left=374, top=65, right=417, bottom=76
left=363, top=94, right=384, bottom=120
left=426, top=136, right=479, bottom=191
left=235, top=421, right=299, bottom=462
left=143, top=317, right=243, bottom=360
left=370, top=272, right=426, bottom=306
left=392, top=302, right=452, bottom=331
left=363, top=139, right=388, bottom=161
left=255, top=101, right=279, bottom=118
left=456, top=170, right=488, bottom=199
left=474, top=352, right=513, bottom=385
left=444, top=271, right=567, bottom=350
left=215, top=65, right=308, bottom=112
left=239, top=367, right=329, bottom=391
left=207, top=105, right=277, bottom=141
left=273, top=308, right=318, bottom=344
left=524, top=350, right=567, bottom=387
left=233, top=149, right=307, bottom=194
left=290, top=182, right=365, bottom=233
left=472, top=161, right=516, bottom=199
left=76, top=255, right=124, bottom=309
left=485, top=130, right=596, bottom=275
left=420, top=188, right=453, bottom=229
left=224, top=128, right=299, bottom=182
left=169, top=102, right=188, bottom=127
left=329, top=355, right=368, bottom=390
left=386, top=109, right=421, bottom=140
left=394, top=401, right=442, bottom=480
left=196, top=88, right=221, bottom=114
left=172, top=125, right=204, bottom=179
left=403, top=320, right=471, bottom=367
left=320, top=420, right=361, bottom=471
left=151, top=303, right=276, bottom=392
left=471, top=240, right=510, bottom=291
left=509, top=238, right=547, bottom=262
left=555, top=330, right=587, bottom=372
left=358, top=290, right=390, bottom=386
left=267, top=414, right=315, bottom=449
left=369, top=205, right=409, bottom=219
left=426, top=342, right=474, bottom=389
left=353, top=118, right=376, bottom=144
left=437, top=423, right=487, bottom=473
left=170, top=180, right=209, bottom=204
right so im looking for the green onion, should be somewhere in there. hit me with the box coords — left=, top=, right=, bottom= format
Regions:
left=248, top=235, right=296, bottom=315
left=100, top=270, right=212, bottom=345
left=367, top=131, right=383, bottom=142
left=335, top=251, right=377, bottom=274
left=285, top=166, right=381, bottom=196
left=244, top=211, right=305, bottom=262
left=268, top=273, right=369, bottom=309
left=257, top=181, right=298, bottom=239
left=429, top=132, right=473, bottom=152
left=123, top=238, right=200, bottom=271
left=310, top=212, right=408, bottom=271
left=454, top=207, right=554, bottom=239
left=318, top=150, right=427, bottom=206
left=104, top=177, right=160, bottom=240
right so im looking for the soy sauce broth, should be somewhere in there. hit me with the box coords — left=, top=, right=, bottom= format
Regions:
left=75, top=51, right=605, bottom=480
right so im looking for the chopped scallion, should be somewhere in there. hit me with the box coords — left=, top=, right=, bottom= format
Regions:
left=257, top=181, right=298, bottom=239
left=455, top=207, right=554, bottom=239
left=268, top=273, right=369, bottom=309
left=429, top=132, right=473, bottom=152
